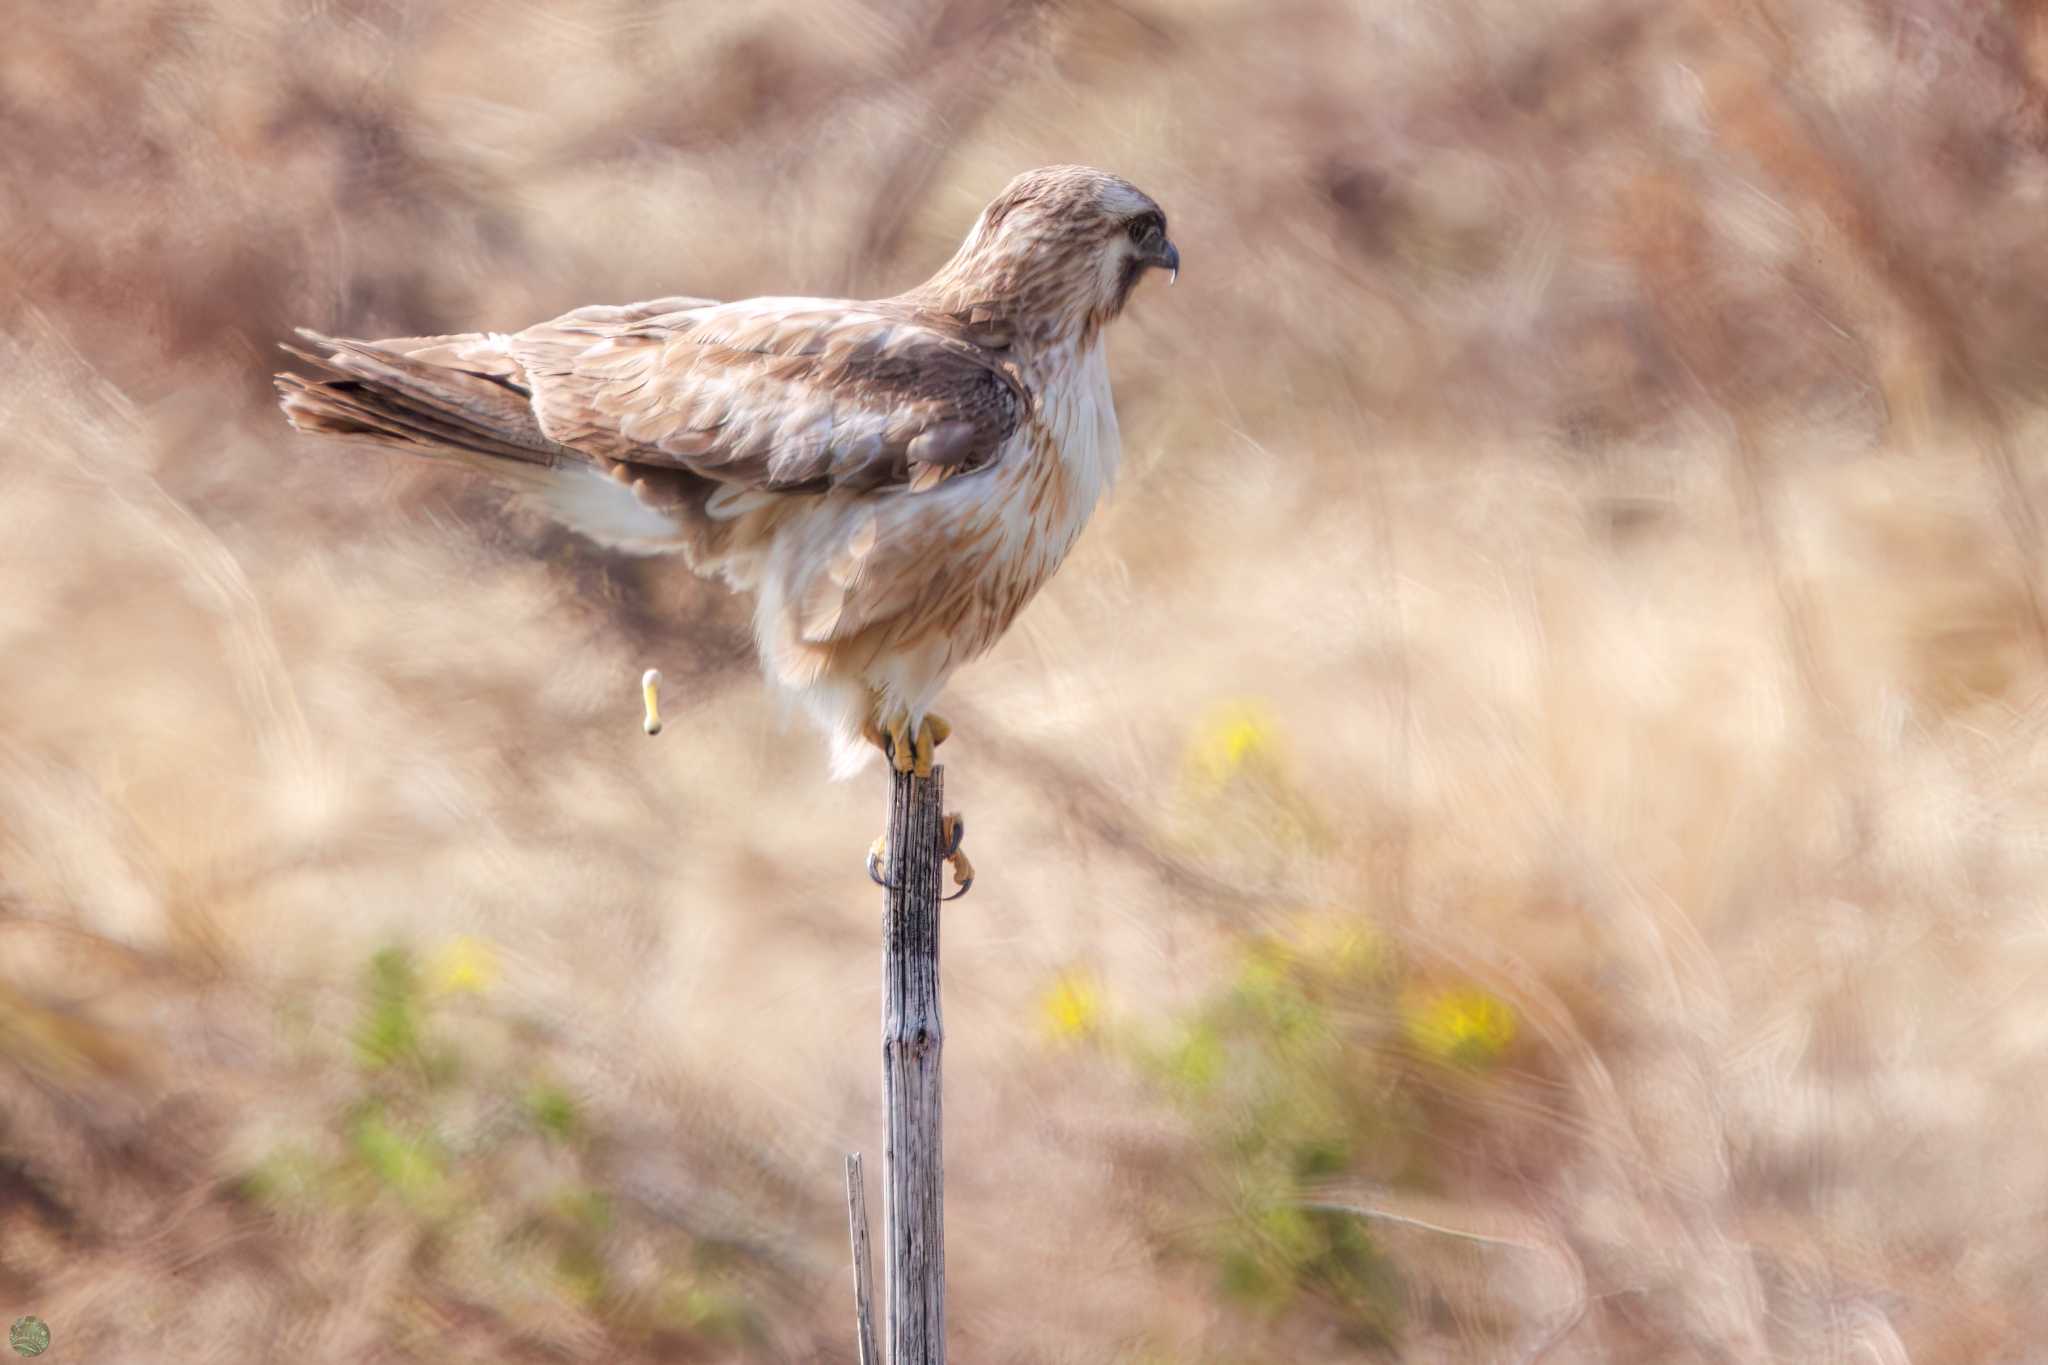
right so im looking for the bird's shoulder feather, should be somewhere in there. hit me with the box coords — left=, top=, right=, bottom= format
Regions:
left=508, top=295, right=1029, bottom=495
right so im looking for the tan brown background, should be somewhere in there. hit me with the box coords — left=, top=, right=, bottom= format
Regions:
left=6, top=1, right=2048, bottom=1360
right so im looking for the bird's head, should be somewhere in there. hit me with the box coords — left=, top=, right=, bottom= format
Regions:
left=917, top=165, right=1179, bottom=345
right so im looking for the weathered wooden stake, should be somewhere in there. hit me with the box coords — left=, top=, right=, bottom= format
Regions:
left=844, top=1153, right=880, bottom=1365
left=846, top=762, right=948, bottom=1365
left=883, top=763, right=947, bottom=1365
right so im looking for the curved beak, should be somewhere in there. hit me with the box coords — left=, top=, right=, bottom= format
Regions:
left=1149, top=237, right=1181, bottom=286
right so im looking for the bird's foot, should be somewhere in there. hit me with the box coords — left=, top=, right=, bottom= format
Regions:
left=913, top=714, right=951, bottom=778
left=865, top=810, right=972, bottom=901
left=865, top=710, right=952, bottom=778
left=864, top=711, right=913, bottom=774
left=941, top=810, right=972, bottom=900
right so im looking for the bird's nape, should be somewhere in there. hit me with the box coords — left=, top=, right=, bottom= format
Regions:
left=913, top=165, right=1177, bottom=340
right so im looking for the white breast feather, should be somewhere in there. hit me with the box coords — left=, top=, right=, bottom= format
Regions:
left=724, top=336, right=1123, bottom=780
left=1042, top=338, right=1121, bottom=538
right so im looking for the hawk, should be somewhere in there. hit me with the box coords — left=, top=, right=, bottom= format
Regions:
left=277, top=165, right=1178, bottom=884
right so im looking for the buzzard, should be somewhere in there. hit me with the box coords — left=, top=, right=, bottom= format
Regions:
left=277, top=165, right=1178, bottom=885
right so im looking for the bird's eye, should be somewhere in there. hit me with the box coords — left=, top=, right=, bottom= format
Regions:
left=1125, top=213, right=1161, bottom=244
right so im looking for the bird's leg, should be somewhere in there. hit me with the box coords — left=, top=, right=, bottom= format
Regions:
left=911, top=713, right=952, bottom=779
left=862, top=708, right=952, bottom=777
left=862, top=706, right=965, bottom=890
left=865, top=708, right=917, bottom=774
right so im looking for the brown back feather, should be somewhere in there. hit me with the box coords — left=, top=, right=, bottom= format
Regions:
left=510, top=299, right=1028, bottom=494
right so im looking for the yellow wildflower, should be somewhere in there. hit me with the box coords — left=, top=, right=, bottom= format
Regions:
left=1038, top=968, right=1102, bottom=1043
left=427, top=935, right=499, bottom=997
left=1402, top=986, right=1517, bottom=1067
left=1184, top=699, right=1282, bottom=791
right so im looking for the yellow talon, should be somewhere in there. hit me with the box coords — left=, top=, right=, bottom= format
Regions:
left=941, top=811, right=973, bottom=900
left=912, top=714, right=952, bottom=778
left=865, top=709, right=952, bottom=776
left=864, top=709, right=915, bottom=771
left=868, top=813, right=972, bottom=898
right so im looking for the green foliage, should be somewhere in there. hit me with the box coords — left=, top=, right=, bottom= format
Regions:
left=524, top=1082, right=580, bottom=1144
left=1137, top=932, right=1405, bottom=1343
left=347, top=1104, right=449, bottom=1209
left=354, top=947, right=422, bottom=1071
left=241, top=943, right=761, bottom=1350
left=1136, top=920, right=1531, bottom=1348
left=1134, top=706, right=1528, bottom=1347
left=651, top=1273, right=758, bottom=1343
left=238, top=1142, right=325, bottom=1208
left=554, top=1241, right=608, bottom=1307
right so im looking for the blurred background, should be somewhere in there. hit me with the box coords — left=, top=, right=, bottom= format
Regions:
left=5, top=1, right=2048, bottom=1360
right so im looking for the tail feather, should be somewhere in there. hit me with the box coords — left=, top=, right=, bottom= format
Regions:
left=276, top=329, right=562, bottom=466
left=276, top=326, right=697, bottom=553
left=274, top=372, right=549, bottom=476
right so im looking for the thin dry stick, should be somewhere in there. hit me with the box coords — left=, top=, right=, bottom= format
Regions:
left=881, top=762, right=948, bottom=1365
left=845, top=1153, right=880, bottom=1365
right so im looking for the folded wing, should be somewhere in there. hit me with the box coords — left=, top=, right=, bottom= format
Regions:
left=510, top=297, right=1027, bottom=496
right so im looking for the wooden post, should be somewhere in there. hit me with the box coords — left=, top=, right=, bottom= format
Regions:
left=844, top=1154, right=880, bottom=1365
left=872, top=763, right=948, bottom=1364
left=844, top=763, right=948, bottom=1363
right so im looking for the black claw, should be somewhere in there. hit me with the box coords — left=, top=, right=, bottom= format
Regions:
left=942, top=876, right=973, bottom=902
left=867, top=847, right=899, bottom=891
left=942, top=813, right=966, bottom=859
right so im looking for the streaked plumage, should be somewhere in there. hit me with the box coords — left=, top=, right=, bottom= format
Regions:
left=277, top=165, right=1178, bottom=775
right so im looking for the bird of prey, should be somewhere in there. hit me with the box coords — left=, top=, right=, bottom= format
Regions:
left=277, top=165, right=1178, bottom=887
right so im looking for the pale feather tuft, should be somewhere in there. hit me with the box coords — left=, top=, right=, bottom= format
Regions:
left=523, top=464, right=686, bottom=555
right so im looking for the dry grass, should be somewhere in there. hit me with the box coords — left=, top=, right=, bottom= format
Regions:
left=6, top=1, right=2048, bottom=1360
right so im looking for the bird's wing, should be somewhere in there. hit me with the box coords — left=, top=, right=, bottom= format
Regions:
left=377, top=298, right=723, bottom=378
left=507, top=296, right=1027, bottom=495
